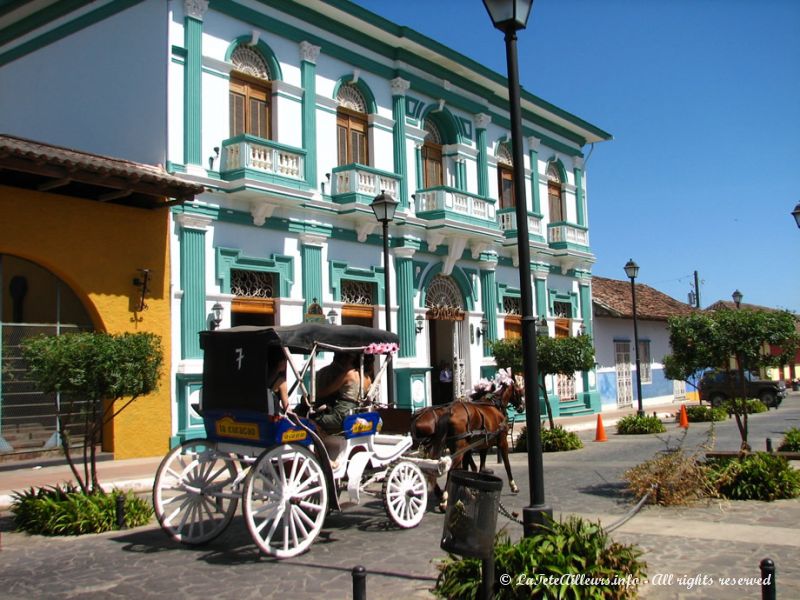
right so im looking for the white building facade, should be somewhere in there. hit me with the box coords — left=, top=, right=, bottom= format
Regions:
left=0, top=0, right=612, bottom=445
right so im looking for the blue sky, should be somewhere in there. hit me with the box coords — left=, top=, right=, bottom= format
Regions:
left=354, top=0, right=800, bottom=313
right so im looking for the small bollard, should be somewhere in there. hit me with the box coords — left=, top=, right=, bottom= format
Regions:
left=760, top=558, right=776, bottom=600
left=115, top=494, right=126, bottom=529
left=766, top=438, right=773, bottom=453
left=352, top=565, right=367, bottom=600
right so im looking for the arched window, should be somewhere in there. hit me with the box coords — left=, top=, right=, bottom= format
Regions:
left=497, top=143, right=514, bottom=209
left=547, top=162, right=565, bottom=223
left=422, top=118, right=443, bottom=188
left=336, top=83, right=369, bottom=166
left=229, top=46, right=272, bottom=139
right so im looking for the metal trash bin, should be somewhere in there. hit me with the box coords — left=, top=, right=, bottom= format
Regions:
left=440, top=470, right=503, bottom=558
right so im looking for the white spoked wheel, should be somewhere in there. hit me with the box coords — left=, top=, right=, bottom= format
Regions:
left=243, top=444, right=328, bottom=558
left=383, top=460, right=428, bottom=529
left=153, top=439, right=240, bottom=545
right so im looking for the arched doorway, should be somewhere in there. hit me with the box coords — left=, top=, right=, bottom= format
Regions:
left=0, top=254, right=94, bottom=454
left=425, top=274, right=467, bottom=404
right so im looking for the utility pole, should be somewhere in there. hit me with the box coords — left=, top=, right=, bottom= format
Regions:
left=693, top=270, right=701, bottom=308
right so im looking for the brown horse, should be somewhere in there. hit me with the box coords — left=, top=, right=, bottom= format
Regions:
left=442, top=378, right=525, bottom=495
left=410, top=403, right=478, bottom=471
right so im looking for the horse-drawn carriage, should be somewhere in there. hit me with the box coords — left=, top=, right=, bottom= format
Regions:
left=152, top=323, right=450, bottom=558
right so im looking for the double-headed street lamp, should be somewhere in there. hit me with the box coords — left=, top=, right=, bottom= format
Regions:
left=624, top=259, right=644, bottom=417
left=484, top=0, right=551, bottom=535
left=371, top=190, right=398, bottom=407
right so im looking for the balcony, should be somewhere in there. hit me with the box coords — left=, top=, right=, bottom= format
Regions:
left=331, top=164, right=400, bottom=208
left=547, top=222, right=590, bottom=251
left=220, top=134, right=306, bottom=188
left=497, top=208, right=545, bottom=243
left=414, top=186, right=497, bottom=228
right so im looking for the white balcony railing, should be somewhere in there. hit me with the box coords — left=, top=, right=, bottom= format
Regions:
left=548, top=223, right=589, bottom=247
left=332, top=165, right=399, bottom=200
left=414, top=187, right=496, bottom=223
left=223, top=137, right=304, bottom=180
left=497, top=209, right=543, bottom=236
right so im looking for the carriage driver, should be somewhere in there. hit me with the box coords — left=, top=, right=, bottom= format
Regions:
left=266, top=350, right=290, bottom=415
left=311, top=352, right=372, bottom=434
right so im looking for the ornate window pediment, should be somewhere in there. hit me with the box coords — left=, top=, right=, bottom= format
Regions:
left=336, top=83, right=367, bottom=113
left=231, top=46, right=270, bottom=80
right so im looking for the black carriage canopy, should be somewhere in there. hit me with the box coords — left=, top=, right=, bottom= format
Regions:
left=199, top=323, right=399, bottom=413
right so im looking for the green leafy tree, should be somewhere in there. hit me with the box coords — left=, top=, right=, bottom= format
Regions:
left=490, top=334, right=595, bottom=429
left=21, top=332, right=163, bottom=493
left=664, top=308, right=798, bottom=450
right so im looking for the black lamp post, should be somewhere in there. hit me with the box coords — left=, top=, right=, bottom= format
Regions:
left=371, top=190, right=399, bottom=407
left=484, top=0, right=551, bottom=535
left=732, top=289, right=742, bottom=309
left=792, top=202, right=800, bottom=228
left=624, top=259, right=644, bottom=417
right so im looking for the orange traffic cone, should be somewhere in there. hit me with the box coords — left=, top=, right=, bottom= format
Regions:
left=678, top=404, right=689, bottom=429
left=594, top=414, right=608, bottom=442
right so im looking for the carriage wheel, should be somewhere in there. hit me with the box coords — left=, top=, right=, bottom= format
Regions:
left=153, top=439, right=240, bottom=545
left=383, top=460, right=428, bottom=529
left=243, top=444, right=328, bottom=558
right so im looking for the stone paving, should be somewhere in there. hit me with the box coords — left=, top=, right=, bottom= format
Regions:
left=1, top=397, right=798, bottom=598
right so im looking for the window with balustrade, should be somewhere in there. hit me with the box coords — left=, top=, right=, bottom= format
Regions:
left=422, top=118, right=443, bottom=188
left=336, top=84, right=369, bottom=166
left=340, top=279, right=375, bottom=327
left=229, top=46, right=272, bottom=140
left=230, top=269, right=275, bottom=326
left=547, top=162, right=565, bottom=223
left=497, top=143, right=514, bottom=209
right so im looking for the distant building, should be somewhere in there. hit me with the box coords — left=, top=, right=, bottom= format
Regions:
left=706, top=300, right=800, bottom=384
left=0, top=1, right=611, bottom=451
left=591, top=276, right=696, bottom=411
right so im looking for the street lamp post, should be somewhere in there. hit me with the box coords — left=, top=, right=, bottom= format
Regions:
left=792, top=202, right=800, bottom=228
left=371, top=190, right=398, bottom=407
left=732, top=289, right=743, bottom=309
left=483, top=0, right=551, bottom=535
left=624, top=259, right=644, bottom=417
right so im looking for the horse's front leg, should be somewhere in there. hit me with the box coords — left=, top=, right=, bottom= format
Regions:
left=499, top=435, right=519, bottom=493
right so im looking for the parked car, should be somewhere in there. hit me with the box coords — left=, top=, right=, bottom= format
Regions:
left=698, top=370, right=786, bottom=408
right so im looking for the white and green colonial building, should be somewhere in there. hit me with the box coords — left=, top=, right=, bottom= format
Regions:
left=0, top=0, right=612, bottom=445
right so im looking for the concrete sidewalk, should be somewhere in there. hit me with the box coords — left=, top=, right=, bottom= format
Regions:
left=0, top=399, right=683, bottom=510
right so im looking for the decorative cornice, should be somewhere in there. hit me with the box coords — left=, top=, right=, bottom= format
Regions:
left=527, top=136, right=541, bottom=151
left=175, top=212, right=212, bottom=230
left=390, top=77, right=411, bottom=96
left=573, top=156, right=585, bottom=169
left=184, top=0, right=208, bottom=20
left=394, top=247, right=417, bottom=259
left=299, top=233, right=327, bottom=247
left=475, top=113, right=492, bottom=129
left=299, top=41, right=321, bottom=64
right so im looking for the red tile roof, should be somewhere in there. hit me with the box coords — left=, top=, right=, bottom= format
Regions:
left=592, top=276, right=696, bottom=321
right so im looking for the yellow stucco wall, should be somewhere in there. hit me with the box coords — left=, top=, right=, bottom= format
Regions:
left=0, top=185, right=172, bottom=459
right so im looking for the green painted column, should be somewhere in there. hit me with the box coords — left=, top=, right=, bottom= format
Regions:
left=527, top=136, right=541, bottom=213
left=395, top=249, right=416, bottom=357
left=391, top=77, right=410, bottom=209
left=300, top=42, right=320, bottom=189
left=579, top=279, right=592, bottom=337
left=177, top=213, right=210, bottom=359
left=183, top=1, right=207, bottom=167
left=414, top=144, right=423, bottom=191
left=475, top=114, right=490, bottom=197
left=480, top=263, right=498, bottom=356
left=574, top=156, right=585, bottom=226
left=534, top=276, right=548, bottom=319
left=300, top=234, right=324, bottom=314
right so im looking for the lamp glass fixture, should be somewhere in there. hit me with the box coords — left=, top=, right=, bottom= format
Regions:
left=792, top=202, right=800, bottom=228
left=624, top=259, right=639, bottom=280
left=536, top=316, right=549, bottom=337
left=370, top=190, right=399, bottom=223
left=415, top=314, right=424, bottom=334
left=326, top=308, right=338, bottom=325
left=483, top=0, right=534, bottom=31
